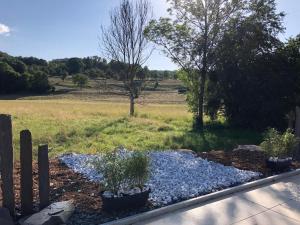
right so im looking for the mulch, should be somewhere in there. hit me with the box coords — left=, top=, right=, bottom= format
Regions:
left=198, top=150, right=300, bottom=177
left=0, top=158, right=102, bottom=215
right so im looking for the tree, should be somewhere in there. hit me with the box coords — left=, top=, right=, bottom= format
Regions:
left=72, top=74, right=88, bottom=89
left=67, top=58, right=84, bottom=74
left=101, top=0, right=152, bottom=116
left=145, top=0, right=245, bottom=130
left=27, top=70, right=51, bottom=93
left=208, top=0, right=286, bottom=129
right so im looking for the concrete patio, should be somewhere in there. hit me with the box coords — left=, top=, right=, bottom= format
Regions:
left=137, top=174, right=300, bottom=225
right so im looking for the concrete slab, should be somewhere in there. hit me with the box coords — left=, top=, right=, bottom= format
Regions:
left=271, top=199, right=300, bottom=222
left=138, top=196, right=267, bottom=225
left=237, top=181, right=297, bottom=208
left=233, top=210, right=300, bottom=225
left=133, top=174, right=300, bottom=225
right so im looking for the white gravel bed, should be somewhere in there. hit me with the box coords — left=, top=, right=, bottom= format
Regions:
left=59, top=150, right=261, bottom=206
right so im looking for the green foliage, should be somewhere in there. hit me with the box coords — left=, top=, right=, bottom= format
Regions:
left=205, top=0, right=289, bottom=129
left=67, top=58, right=84, bottom=74
left=95, top=150, right=127, bottom=195
left=260, top=128, right=299, bottom=158
left=124, top=151, right=149, bottom=190
left=94, top=150, right=149, bottom=194
left=177, top=69, right=200, bottom=117
left=0, top=51, right=51, bottom=94
left=72, top=74, right=88, bottom=89
left=28, top=71, right=51, bottom=93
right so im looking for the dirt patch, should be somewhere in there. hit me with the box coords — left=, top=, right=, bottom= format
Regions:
left=198, top=150, right=300, bottom=177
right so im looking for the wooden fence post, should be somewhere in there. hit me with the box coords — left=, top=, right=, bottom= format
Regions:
left=295, top=106, right=300, bottom=159
left=20, top=130, right=33, bottom=215
left=0, top=114, right=15, bottom=215
left=38, top=144, right=50, bottom=209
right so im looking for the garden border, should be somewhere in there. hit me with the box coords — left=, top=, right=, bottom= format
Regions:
left=101, top=169, right=300, bottom=225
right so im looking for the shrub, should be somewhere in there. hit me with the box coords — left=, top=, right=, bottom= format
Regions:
left=94, top=150, right=149, bottom=195
left=95, top=150, right=126, bottom=195
left=28, top=70, right=51, bottom=93
left=72, top=74, right=88, bottom=89
left=260, top=128, right=299, bottom=158
left=125, top=151, right=149, bottom=190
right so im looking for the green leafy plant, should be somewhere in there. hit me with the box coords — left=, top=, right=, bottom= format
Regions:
left=260, top=128, right=299, bottom=158
left=125, top=151, right=149, bottom=190
left=94, top=150, right=150, bottom=195
left=94, top=150, right=126, bottom=195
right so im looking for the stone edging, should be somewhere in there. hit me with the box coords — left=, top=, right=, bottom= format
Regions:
left=101, top=169, right=300, bottom=225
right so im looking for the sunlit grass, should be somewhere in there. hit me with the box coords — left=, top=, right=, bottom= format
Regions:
left=0, top=100, right=262, bottom=159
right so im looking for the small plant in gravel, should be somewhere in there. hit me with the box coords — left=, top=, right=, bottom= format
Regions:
left=125, top=151, right=149, bottom=191
left=97, top=150, right=126, bottom=195
left=260, top=128, right=299, bottom=158
left=94, top=149, right=150, bottom=196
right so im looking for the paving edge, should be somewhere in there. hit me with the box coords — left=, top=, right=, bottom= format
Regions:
left=101, top=169, right=300, bottom=225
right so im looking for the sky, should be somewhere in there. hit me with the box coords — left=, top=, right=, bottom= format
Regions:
left=0, top=0, right=299, bottom=70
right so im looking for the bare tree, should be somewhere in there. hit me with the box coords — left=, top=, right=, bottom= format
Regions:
left=101, top=0, right=152, bottom=116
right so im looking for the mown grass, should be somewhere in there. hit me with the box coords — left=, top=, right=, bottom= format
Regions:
left=0, top=100, right=262, bottom=159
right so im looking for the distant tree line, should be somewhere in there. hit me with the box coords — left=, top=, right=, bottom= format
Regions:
left=0, top=52, right=51, bottom=94
left=0, top=52, right=176, bottom=94
left=48, top=56, right=176, bottom=81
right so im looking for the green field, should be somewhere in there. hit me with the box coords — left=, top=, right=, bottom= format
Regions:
left=0, top=79, right=262, bottom=158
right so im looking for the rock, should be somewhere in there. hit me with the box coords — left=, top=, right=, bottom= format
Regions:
left=233, top=145, right=263, bottom=152
left=0, top=207, right=14, bottom=225
left=21, top=200, right=74, bottom=225
left=60, top=150, right=261, bottom=207
left=176, top=149, right=197, bottom=155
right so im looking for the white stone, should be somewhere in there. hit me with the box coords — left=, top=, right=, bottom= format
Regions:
left=59, top=150, right=261, bottom=206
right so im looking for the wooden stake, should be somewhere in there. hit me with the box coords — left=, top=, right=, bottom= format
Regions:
left=0, top=114, right=15, bottom=215
left=20, top=130, right=33, bottom=215
left=38, top=144, right=50, bottom=209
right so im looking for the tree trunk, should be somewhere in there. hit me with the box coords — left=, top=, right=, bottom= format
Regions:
left=287, top=110, right=295, bottom=129
left=194, top=8, right=208, bottom=132
left=295, top=106, right=300, bottom=159
left=130, top=94, right=135, bottom=116
left=194, top=72, right=206, bottom=131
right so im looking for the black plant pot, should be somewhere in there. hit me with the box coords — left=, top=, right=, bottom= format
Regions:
left=266, top=157, right=292, bottom=172
left=101, top=188, right=151, bottom=212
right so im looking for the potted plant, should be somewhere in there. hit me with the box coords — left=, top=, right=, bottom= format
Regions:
left=260, top=128, right=299, bottom=172
left=94, top=150, right=150, bottom=212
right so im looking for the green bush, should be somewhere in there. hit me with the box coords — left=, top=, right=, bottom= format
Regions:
left=124, top=151, right=149, bottom=190
left=72, top=74, right=88, bottom=89
left=260, top=128, right=299, bottom=158
left=94, top=150, right=149, bottom=195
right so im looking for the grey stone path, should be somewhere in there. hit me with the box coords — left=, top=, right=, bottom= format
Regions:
left=137, top=175, right=300, bottom=225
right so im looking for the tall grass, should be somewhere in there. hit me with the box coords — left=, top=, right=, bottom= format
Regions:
left=0, top=100, right=262, bottom=158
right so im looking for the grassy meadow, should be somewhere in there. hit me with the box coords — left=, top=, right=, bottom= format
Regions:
left=0, top=79, right=262, bottom=159
left=0, top=100, right=262, bottom=159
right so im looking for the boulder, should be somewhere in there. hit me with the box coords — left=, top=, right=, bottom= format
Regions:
left=0, top=207, right=14, bottom=225
left=233, top=145, right=263, bottom=152
left=21, top=200, right=74, bottom=225
left=176, top=149, right=197, bottom=155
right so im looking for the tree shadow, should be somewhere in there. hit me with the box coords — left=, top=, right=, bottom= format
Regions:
left=165, top=123, right=262, bottom=153
left=0, top=89, right=74, bottom=100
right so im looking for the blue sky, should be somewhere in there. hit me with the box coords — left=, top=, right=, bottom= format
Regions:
left=0, top=0, right=299, bottom=70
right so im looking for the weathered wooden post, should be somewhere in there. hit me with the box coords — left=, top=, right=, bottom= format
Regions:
left=0, top=114, right=15, bottom=215
left=20, top=130, right=33, bottom=215
left=38, top=144, right=50, bottom=209
left=295, top=106, right=300, bottom=159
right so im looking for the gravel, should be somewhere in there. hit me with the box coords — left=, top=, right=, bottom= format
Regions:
left=60, top=150, right=261, bottom=206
